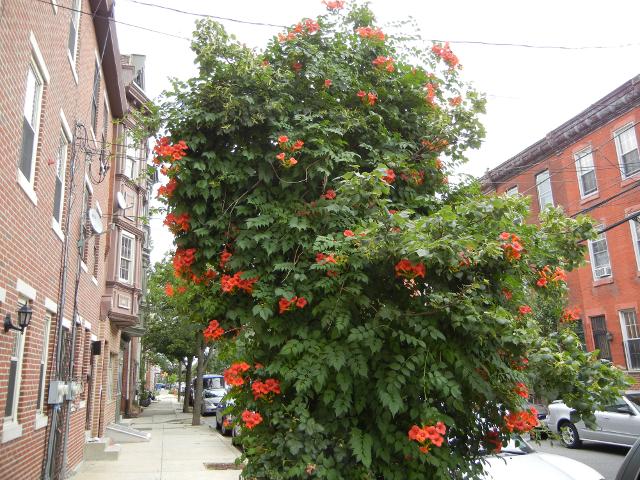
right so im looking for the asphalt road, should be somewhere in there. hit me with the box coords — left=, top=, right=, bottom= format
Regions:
left=533, top=439, right=629, bottom=479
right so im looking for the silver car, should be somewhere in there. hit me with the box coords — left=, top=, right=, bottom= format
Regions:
left=547, top=393, right=640, bottom=448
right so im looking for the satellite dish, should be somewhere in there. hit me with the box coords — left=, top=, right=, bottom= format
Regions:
left=116, top=191, right=127, bottom=210
left=88, top=208, right=104, bottom=235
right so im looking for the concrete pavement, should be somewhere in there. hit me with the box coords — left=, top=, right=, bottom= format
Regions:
left=72, top=393, right=241, bottom=480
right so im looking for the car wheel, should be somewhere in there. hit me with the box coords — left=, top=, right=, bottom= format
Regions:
left=559, top=421, right=582, bottom=448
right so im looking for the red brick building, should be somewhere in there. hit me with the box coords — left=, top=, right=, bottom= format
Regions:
left=482, top=74, right=640, bottom=378
left=0, top=1, right=153, bottom=478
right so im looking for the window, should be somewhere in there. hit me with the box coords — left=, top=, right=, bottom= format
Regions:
left=53, top=124, right=71, bottom=225
left=19, top=62, right=44, bottom=185
left=124, top=191, right=136, bottom=219
left=620, top=310, right=640, bottom=370
left=37, top=314, right=52, bottom=414
left=630, top=217, right=640, bottom=271
left=119, top=233, right=135, bottom=283
left=535, top=170, right=553, bottom=209
left=615, top=125, right=640, bottom=179
left=590, top=315, right=612, bottom=361
left=588, top=227, right=612, bottom=279
left=124, top=132, right=138, bottom=179
left=67, top=0, right=81, bottom=64
left=575, top=148, right=597, bottom=197
left=4, top=299, right=28, bottom=424
left=506, top=186, right=518, bottom=196
left=90, top=61, right=100, bottom=133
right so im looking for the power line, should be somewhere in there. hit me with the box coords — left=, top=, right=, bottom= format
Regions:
left=31, top=0, right=192, bottom=41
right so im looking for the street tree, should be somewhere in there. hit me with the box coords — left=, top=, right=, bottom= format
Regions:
left=151, top=3, right=629, bottom=478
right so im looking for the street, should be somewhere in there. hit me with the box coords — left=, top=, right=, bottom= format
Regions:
left=533, top=439, right=629, bottom=479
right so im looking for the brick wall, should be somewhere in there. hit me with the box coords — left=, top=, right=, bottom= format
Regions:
left=489, top=104, right=640, bottom=376
left=0, top=0, right=122, bottom=478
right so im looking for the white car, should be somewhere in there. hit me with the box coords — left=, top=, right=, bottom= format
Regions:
left=547, top=393, right=640, bottom=448
left=481, top=437, right=603, bottom=480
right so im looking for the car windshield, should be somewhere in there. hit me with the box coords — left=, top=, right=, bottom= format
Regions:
left=203, top=377, right=224, bottom=390
left=627, top=394, right=640, bottom=410
left=480, top=435, right=535, bottom=456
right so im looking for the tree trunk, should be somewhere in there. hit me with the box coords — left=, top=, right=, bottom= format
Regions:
left=176, top=362, right=181, bottom=403
left=192, top=334, right=206, bottom=426
left=183, top=358, right=192, bottom=414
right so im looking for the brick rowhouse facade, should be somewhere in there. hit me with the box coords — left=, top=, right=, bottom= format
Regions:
left=482, top=74, right=640, bottom=380
left=0, top=1, right=152, bottom=479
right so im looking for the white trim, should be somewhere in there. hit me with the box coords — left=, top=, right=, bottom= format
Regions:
left=16, top=278, right=36, bottom=301
left=95, top=201, right=103, bottom=217
left=51, top=0, right=58, bottom=13
left=67, top=50, right=79, bottom=85
left=91, top=334, right=97, bottom=341
left=630, top=217, right=640, bottom=271
left=0, top=287, right=5, bottom=304
left=118, top=231, right=136, bottom=284
left=1, top=421, right=23, bottom=444
left=619, top=309, right=640, bottom=370
left=85, top=174, right=94, bottom=194
left=93, top=50, right=104, bottom=79
left=35, top=412, right=48, bottom=430
left=84, top=320, right=92, bottom=331
left=75, top=314, right=82, bottom=325
left=60, top=109, right=72, bottom=139
left=91, top=276, right=98, bottom=286
left=81, top=261, right=88, bottom=273
left=17, top=171, right=38, bottom=206
left=51, top=217, right=65, bottom=242
left=62, top=317, right=71, bottom=329
left=574, top=147, right=598, bottom=198
left=535, top=169, right=554, bottom=209
left=29, top=32, right=50, bottom=84
left=614, top=123, right=640, bottom=179
left=44, top=297, right=57, bottom=313
left=587, top=226, right=612, bottom=280
left=79, top=400, right=86, bottom=409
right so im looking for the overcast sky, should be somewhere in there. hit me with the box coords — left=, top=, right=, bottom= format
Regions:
left=113, top=0, right=640, bottom=264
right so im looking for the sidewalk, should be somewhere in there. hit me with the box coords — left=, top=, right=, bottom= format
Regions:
left=72, top=393, right=241, bottom=480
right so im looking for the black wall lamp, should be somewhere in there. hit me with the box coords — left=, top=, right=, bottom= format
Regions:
left=4, top=303, right=33, bottom=333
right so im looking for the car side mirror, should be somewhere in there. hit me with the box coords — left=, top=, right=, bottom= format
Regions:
left=617, top=406, right=634, bottom=415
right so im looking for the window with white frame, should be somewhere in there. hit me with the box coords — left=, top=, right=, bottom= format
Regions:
left=615, top=124, right=640, bottom=179
left=67, top=0, right=81, bottom=64
left=575, top=148, right=598, bottom=197
left=4, top=299, right=28, bottom=424
left=506, top=186, right=518, bottom=196
left=19, top=61, right=44, bottom=185
left=535, top=170, right=554, bottom=209
left=620, top=310, right=640, bottom=370
left=629, top=216, right=640, bottom=271
left=588, top=226, right=612, bottom=279
left=124, top=131, right=138, bottom=179
left=90, top=60, right=100, bottom=133
left=36, top=314, right=52, bottom=414
left=53, top=125, right=71, bottom=225
left=119, top=232, right=135, bottom=283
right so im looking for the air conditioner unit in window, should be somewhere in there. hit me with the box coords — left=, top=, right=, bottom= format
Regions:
left=595, top=266, right=612, bottom=278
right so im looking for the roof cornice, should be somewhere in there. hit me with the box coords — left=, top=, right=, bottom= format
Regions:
left=481, top=74, right=640, bottom=190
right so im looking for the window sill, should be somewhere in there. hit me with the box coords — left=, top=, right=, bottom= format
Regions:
left=17, top=172, right=38, bottom=206
left=621, top=174, right=640, bottom=188
left=66, top=50, right=79, bottom=85
left=91, top=276, right=98, bottom=286
left=593, top=277, right=614, bottom=287
left=81, top=261, right=88, bottom=273
left=35, top=412, right=48, bottom=430
left=1, top=421, right=23, bottom=443
left=579, top=192, right=600, bottom=205
left=51, top=218, right=65, bottom=242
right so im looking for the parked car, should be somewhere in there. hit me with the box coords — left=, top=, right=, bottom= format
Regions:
left=189, top=374, right=226, bottom=413
left=547, top=392, right=640, bottom=448
left=480, top=436, right=603, bottom=479
left=615, top=436, right=640, bottom=479
left=215, top=397, right=242, bottom=445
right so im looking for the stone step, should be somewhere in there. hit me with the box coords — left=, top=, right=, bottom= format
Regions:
left=84, top=438, right=121, bottom=461
left=105, top=422, right=152, bottom=443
